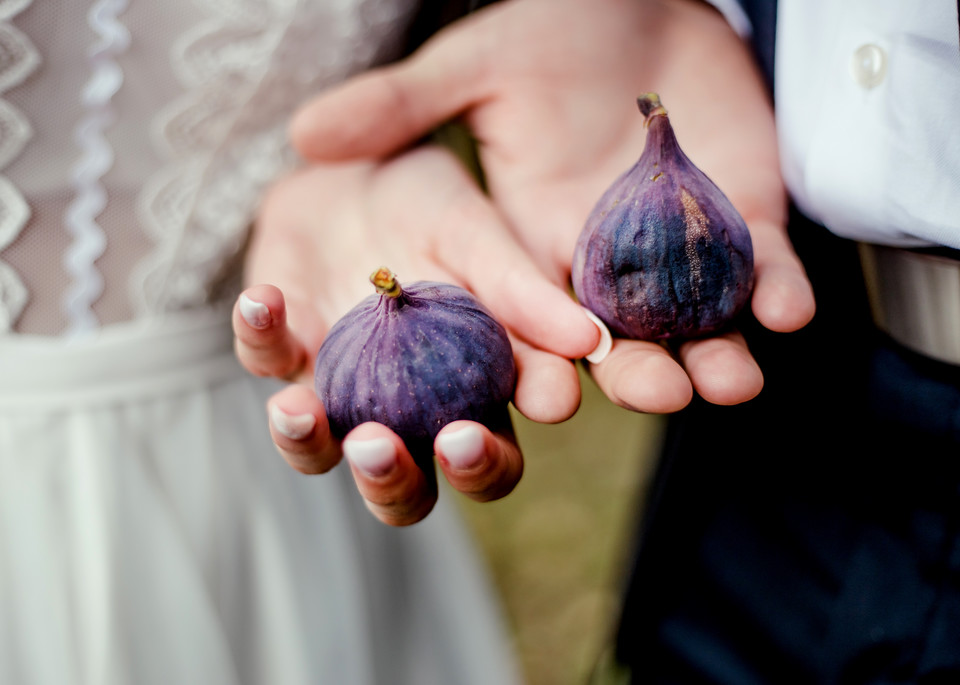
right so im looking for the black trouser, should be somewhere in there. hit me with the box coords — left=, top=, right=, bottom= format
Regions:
left=615, top=213, right=960, bottom=684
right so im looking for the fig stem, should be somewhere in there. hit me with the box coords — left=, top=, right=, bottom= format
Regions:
left=370, top=267, right=403, bottom=298
left=637, top=93, right=668, bottom=124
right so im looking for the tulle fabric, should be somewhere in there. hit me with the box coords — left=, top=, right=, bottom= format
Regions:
left=0, top=0, right=419, bottom=335
left=0, top=310, right=523, bottom=685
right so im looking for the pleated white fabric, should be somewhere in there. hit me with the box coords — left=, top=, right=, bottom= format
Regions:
left=0, top=310, right=523, bottom=685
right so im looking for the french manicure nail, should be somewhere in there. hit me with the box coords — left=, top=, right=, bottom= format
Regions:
left=436, top=425, right=485, bottom=470
left=582, top=307, right=613, bottom=364
left=239, top=294, right=271, bottom=329
left=344, top=437, right=396, bottom=477
left=270, top=404, right=317, bottom=440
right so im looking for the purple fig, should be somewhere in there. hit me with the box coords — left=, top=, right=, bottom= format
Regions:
left=314, top=267, right=516, bottom=462
left=572, top=93, right=754, bottom=341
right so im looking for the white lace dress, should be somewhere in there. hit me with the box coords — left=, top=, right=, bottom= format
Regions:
left=0, top=2, right=522, bottom=684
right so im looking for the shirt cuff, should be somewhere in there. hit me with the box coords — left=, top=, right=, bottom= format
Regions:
left=701, top=0, right=753, bottom=39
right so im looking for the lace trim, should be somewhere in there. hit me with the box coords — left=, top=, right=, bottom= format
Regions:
left=62, top=0, right=130, bottom=337
left=132, top=0, right=418, bottom=316
left=132, top=0, right=296, bottom=316
left=0, top=9, right=38, bottom=333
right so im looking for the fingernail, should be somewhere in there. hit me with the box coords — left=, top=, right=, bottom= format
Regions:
left=270, top=404, right=317, bottom=440
left=239, top=294, right=271, bottom=329
left=582, top=308, right=613, bottom=364
left=436, top=425, right=485, bottom=470
left=344, top=437, right=396, bottom=477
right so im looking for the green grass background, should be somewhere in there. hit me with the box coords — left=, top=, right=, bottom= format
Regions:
left=458, top=366, right=665, bottom=685
left=434, top=121, right=666, bottom=683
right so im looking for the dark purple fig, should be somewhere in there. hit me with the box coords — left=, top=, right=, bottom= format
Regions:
left=572, top=93, right=754, bottom=341
left=314, top=267, right=516, bottom=462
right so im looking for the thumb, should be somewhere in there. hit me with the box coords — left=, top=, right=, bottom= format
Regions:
left=289, top=15, right=492, bottom=161
left=748, top=217, right=816, bottom=334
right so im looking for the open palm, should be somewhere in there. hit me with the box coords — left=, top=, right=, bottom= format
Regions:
left=290, top=0, right=815, bottom=413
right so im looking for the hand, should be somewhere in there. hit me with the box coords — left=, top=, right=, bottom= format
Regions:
left=289, top=0, right=816, bottom=412
left=233, top=145, right=601, bottom=526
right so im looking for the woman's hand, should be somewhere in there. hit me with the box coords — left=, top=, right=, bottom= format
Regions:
left=289, top=0, right=816, bottom=412
left=233, top=145, right=601, bottom=526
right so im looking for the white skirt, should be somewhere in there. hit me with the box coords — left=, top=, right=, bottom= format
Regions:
left=0, top=310, right=522, bottom=685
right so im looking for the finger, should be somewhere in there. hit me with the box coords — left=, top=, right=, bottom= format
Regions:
left=749, top=219, right=816, bottom=333
left=675, top=330, right=764, bottom=406
left=479, top=263, right=600, bottom=361
left=397, top=147, right=600, bottom=360
left=435, top=422, right=523, bottom=503
left=511, top=337, right=582, bottom=424
left=267, top=384, right=342, bottom=474
left=289, top=14, right=492, bottom=160
left=245, top=172, right=345, bottom=363
left=233, top=284, right=309, bottom=380
left=342, top=423, right=437, bottom=526
left=588, top=339, right=694, bottom=414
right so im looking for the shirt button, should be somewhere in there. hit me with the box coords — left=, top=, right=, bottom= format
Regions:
left=851, top=43, right=887, bottom=89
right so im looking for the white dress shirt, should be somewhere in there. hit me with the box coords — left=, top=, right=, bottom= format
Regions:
left=775, top=0, right=960, bottom=249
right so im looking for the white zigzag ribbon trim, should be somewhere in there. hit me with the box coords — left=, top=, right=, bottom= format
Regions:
left=0, top=8, right=38, bottom=333
left=62, top=0, right=130, bottom=337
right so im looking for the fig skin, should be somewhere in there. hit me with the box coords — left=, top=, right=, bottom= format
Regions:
left=314, top=268, right=517, bottom=462
left=572, top=93, right=754, bottom=341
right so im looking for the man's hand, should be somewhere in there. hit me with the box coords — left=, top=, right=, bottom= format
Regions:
left=290, top=0, right=816, bottom=412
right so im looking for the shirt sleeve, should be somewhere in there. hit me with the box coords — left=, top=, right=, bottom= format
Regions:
left=700, top=0, right=753, bottom=39
left=775, top=0, right=960, bottom=249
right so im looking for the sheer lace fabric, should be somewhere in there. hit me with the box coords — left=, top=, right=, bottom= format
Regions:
left=0, top=5, right=528, bottom=684
left=0, top=0, right=417, bottom=335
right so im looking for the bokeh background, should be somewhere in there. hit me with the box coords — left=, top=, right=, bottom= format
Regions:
left=458, top=365, right=666, bottom=685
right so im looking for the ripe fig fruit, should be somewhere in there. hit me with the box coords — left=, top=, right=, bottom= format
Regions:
left=314, top=268, right=517, bottom=463
left=572, top=93, right=754, bottom=341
